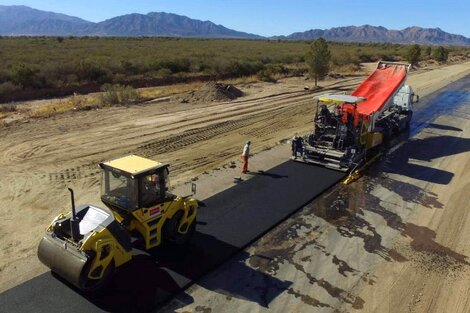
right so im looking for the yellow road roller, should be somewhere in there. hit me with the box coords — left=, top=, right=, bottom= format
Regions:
left=38, top=155, right=198, bottom=291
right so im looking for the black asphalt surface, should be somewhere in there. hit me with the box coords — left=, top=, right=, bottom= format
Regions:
left=0, top=161, right=344, bottom=313
left=2, top=74, right=469, bottom=313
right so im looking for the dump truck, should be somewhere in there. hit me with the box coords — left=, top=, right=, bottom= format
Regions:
left=38, top=155, right=198, bottom=291
left=294, top=61, right=418, bottom=172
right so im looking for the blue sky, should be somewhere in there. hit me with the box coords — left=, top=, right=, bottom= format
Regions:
left=1, top=0, right=469, bottom=37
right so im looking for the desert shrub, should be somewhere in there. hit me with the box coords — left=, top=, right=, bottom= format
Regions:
left=405, top=44, right=421, bottom=66
left=151, top=58, right=191, bottom=73
left=422, top=46, right=432, bottom=59
left=11, top=63, right=41, bottom=89
left=76, top=60, right=111, bottom=83
left=119, top=60, right=140, bottom=75
left=377, top=53, right=397, bottom=61
left=356, top=53, right=372, bottom=62
left=39, top=62, right=77, bottom=87
left=432, top=46, right=449, bottom=62
left=0, top=103, right=17, bottom=113
left=209, top=60, right=264, bottom=77
left=0, top=70, right=10, bottom=84
left=100, top=84, right=140, bottom=106
left=0, top=82, right=20, bottom=97
left=257, top=69, right=277, bottom=83
left=331, top=51, right=361, bottom=66
left=156, top=68, right=173, bottom=77
left=226, top=61, right=264, bottom=77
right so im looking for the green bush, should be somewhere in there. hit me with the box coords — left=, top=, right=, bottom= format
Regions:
left=0, top=82, right=20, bottom=96
left=432, top=46, right=449, bottom=62
left=11, top=63, right=41, bottom=88
left=358, top=53, right=376, bottom=62
left=331, top=51, right=361, bottom=66
left=76, top=60, right=111, bottom=83
left=405, top=44, right=421, bottom=66
left=257, top=69, right=277, bottom=83
left=226, top=61, right=264, bottom=77
left=422, top=46, right=432, bottom=59
left=100, top=84, right=140, bottom=106
left=151, top=58, right=191, bottom=73
left=257, top=71, right=276, bottom=82
left=156, top=68, right=173, bottom=77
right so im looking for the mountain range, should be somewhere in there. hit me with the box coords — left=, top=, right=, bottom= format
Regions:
left=282, top=25, right=470, bottom=46
left=1, top=5, right=469, bottom=45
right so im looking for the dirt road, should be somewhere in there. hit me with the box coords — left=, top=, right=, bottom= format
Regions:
left=0, top=62, right=470, bottom=294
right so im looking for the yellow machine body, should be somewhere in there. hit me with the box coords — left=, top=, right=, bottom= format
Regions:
left=38, top=155, right=198, bottom=291
left=365, top=131, right=383, bottom=149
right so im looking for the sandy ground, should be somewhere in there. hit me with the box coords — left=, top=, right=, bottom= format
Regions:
left=0, top=61, right=470, bottom=295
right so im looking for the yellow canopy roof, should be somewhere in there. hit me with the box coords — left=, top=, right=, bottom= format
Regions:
left=101, top=155, right=164, bottom=175
left=315, top=93, right=366, bottom=104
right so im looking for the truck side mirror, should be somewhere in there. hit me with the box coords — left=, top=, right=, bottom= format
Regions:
left=414, top=94, right=419, bottom=103
left=191, top=182, right=197, bottom=195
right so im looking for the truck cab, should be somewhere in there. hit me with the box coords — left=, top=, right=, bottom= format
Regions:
left=393, top=85, right=418, bottom=112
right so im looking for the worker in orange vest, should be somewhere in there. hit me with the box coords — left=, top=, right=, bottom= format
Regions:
left=241, top=141, right=251, bottom=174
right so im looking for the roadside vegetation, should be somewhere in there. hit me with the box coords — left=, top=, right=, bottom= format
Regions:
left=1, top=36, right=469, bottom=105
left=306, top=38, right=332, bottom=87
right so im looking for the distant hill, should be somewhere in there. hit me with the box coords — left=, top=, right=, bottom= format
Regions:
left=89, top=12, right=261, bottom=38
left=0, top=5, right=469, bottom=45
left=0, top=5, right=261, bottom=39
left=0, top=5, right=92, bottom=35
left=283, top=25, right=470, bottom=46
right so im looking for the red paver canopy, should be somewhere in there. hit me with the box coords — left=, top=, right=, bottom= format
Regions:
left=342, top=64, right=407, bottom=125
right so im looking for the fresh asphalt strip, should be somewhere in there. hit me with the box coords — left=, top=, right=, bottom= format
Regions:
left=2, top=74, right=469, bottom=313
left=0, top=161, right=345, bottom=313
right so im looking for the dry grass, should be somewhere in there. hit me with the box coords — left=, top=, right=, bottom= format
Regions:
left=0, top=104, right=17, bottom=125
left=26, top=94, right=98, bottom=118
left=139, top=81, right=204, bottom=99
left=0, top=104, right=17, bottom=113
left=223, top=75, right=259, bottom=85
left=331, top=64, right=363, bottom=75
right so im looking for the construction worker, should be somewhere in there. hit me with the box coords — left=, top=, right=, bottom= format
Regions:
left=241, top=141, right=251, bottom=174
left=291, top=136, right=298, bottom=158
left=291, top=136, right=304, bottom=159
left=296, top=136, right=304, bottom=157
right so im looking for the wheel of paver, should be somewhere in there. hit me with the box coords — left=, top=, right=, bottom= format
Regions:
left=163, top=211, right=196, bottom=245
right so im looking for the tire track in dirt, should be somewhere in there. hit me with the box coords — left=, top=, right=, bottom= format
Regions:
left=1, top=79, right=346, bottom=189
left=45, top=97, right=314, bottom=185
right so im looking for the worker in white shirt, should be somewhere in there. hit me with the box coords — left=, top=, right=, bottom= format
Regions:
left=241, top=141, right=251, bottom=174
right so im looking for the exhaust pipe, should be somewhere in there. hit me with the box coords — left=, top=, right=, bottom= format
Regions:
left=68, top=188, right=81, bottom=242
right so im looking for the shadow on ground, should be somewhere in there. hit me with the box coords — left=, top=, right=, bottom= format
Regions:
left=74, top=232, right=292, bottom=312
left=382, top=134, right=470, bottom=185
